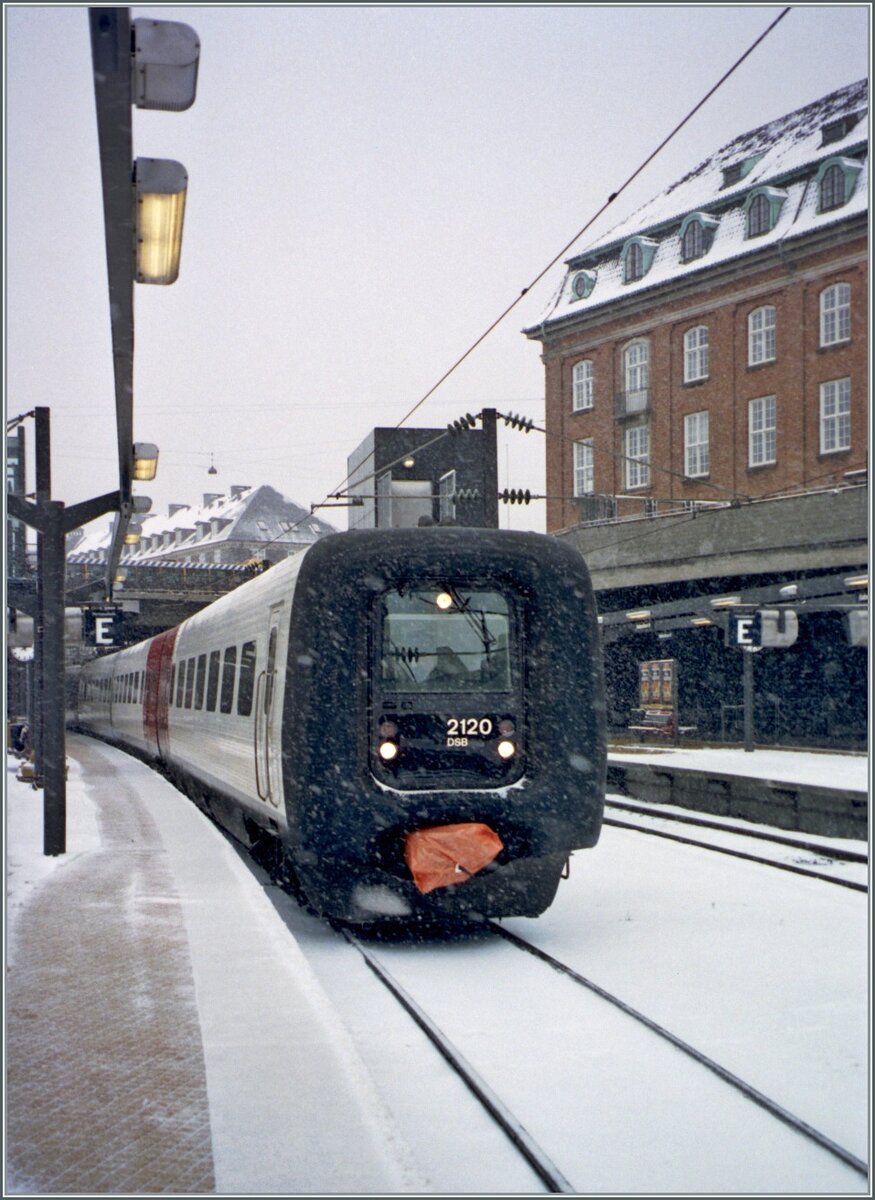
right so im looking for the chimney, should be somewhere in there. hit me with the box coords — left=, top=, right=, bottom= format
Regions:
left=168, top=503, right=188, bottom=517
left=203, top=493, right=223, bottom=507
left=230, top=484, right=250, bottom=500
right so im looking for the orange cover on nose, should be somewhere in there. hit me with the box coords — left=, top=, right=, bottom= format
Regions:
left=404, top=823, right=504, bottom=894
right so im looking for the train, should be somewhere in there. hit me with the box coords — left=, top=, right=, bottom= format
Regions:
left=72, top=526, right=606, bottom=926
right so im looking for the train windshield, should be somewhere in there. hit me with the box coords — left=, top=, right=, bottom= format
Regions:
left=380, top=588, right=513, bottom=693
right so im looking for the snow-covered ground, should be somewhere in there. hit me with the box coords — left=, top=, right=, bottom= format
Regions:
left=608, top=743, right=869, bottom=792
left=5, top=738, right=870, bottom=1194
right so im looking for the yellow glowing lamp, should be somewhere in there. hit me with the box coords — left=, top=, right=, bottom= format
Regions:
left=132, top=443, right=159, bottom=482
left=135, top=158, right=188, bottom=284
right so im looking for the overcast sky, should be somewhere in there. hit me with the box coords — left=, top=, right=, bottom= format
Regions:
left=4, top=3, right=869, bottom=535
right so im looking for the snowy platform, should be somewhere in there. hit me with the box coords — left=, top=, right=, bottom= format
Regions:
left=5, top=736, right=422, bottom=1195
left=607, top=746, right=868, bottom=839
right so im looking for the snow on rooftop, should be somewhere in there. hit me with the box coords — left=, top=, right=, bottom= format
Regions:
left=530, top=79, right=868, bottom=333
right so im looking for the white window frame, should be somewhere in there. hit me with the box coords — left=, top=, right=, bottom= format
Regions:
left=819, top=378, right=851, bottom=454
left=683, top=325, right=709, bottom=382
left=748, top=396, right=776, bottom=467
left=820, top=283, right=851, bottom=347
left=439, top=470, right=456, bottom=521
left=623, top=339, right=649, bottom=410
left=573, top=439, right=594, bottom=496
left=572, top=360, right=593, bottom=411
left=684, top=411, right=710, bottom=477
left=624, top=423, right=650, bottom=489
left=748, top=305, right=776, bottom=365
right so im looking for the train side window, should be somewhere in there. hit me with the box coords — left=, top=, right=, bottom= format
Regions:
left=184, top=658, right=195, bottom=709
left=237, top=641, right=257, bottom=716
left=171, top=665, right=176, bottom=705
left=175, top=661, right=185, bottom=707
left=206, top=650, right=221, bottom=711
left=195, top=654, right=207, bottom=710
left=220, top=646, right=237, bottom=714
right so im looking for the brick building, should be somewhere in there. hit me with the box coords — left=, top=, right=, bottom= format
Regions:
left=525, top=80, right=868, bottom=747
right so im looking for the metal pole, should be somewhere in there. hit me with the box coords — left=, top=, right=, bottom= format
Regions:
left=481, top=408, right=499, bottom=529
left=742, top=648, right=755, bottom=752
left=42, top=500, right=67, bottom=855
left=33, top=407, right=52, bottom=781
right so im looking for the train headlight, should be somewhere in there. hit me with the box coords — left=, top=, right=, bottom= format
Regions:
left=378, top=741, right=399, bottom=761
left=497, top=739, right=516, bottom=760
left=435, top=591, right=454, bottom=611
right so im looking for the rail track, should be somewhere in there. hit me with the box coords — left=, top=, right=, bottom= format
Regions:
left=342, top=922, right=868, bottom=1192
left=604, top=799, right=868, bottom=892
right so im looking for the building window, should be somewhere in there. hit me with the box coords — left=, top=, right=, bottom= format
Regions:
left=572, top=360, right=593, bottom=411
left=573, top=439, right=594, bottom=496
left=747, top=193, right=771, bottom=237
left=684, top=411, right=710, bottom=477
left=625, top=242, right=643, bottom=282
left=439, top=471, right=456, bottom=521
left=748, top=396, right=776, bottom=467
left=624, top=423, right=650, bottom=489
left=681, top=220, right=704, bottom=262
left=820, top=378, right=851, bottom=453
left=819, top=163, right=845, bottom=212
left=623, top=340, right=649, bottom=410
left=621, top=237, right=658, bottom=284
left=683, top=325, right=709, bottom=382
left=820, top=283, right=851, bottom=346
left=815, top=154, right=863, bottom=211
left=571, top=270, right=596, bottom=300
left=748, top=305, right=776, bottom=365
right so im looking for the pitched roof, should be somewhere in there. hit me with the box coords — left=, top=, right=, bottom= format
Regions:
left=68, top=484, right=337, bottom=562
left=528, top=79, right=868, bottom=334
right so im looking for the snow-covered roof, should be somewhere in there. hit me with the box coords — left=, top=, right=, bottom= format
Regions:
left=529, top=79, right=867, bottom=334
left=67, top=484, right=338, bottom=563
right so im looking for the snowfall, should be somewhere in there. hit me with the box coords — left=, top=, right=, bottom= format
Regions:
left=5, top=736, right=870, bottom=1196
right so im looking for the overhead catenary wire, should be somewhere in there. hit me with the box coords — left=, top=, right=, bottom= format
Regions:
left=311, top=7, right=792, bottom=514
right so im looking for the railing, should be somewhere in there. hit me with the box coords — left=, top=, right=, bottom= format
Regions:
left=614, top=388, right=650, bottom=418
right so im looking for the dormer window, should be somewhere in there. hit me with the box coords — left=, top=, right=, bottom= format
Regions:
left=815, top=155, right=863, bottom=212
left=821, top=113, right=860, bottom=146
left=744, top=187, right=787, bottom=238
left=570, top=270, right=596, bottom=301
left=721, top=153, right=764, bottom=189
left=621, top=237, right=658, bottom=284
left=679, top=212, right=719, bottom=263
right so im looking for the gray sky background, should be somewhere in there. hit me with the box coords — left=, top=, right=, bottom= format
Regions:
left=5, top=3, right=870, bottom=536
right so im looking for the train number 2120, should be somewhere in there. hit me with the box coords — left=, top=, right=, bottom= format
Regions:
left=446, top=717, right=493, bottom=738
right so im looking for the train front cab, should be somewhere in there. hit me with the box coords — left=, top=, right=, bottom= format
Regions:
left=282, top=528, right=606, bottom=926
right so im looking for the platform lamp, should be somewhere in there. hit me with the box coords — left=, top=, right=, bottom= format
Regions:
left=132, top=443, right=159, bottom=482
left=134, top=158, right=188, bottom=285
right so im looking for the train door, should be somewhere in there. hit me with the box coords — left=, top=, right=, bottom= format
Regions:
left=144, top=628, right=178, bottom=758
left=255, top=604, right=284, bottom=808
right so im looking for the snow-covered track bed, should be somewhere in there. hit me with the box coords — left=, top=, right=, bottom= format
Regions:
left=605, top=798, right=868, bottom=891
left=337, top=919, right=867, bottom=1193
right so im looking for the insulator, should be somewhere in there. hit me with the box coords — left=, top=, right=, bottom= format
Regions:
left=454, top=488, right=480, bottom=503
left=501, top=412, right=534, bottom=433
left=447, top=412, right=478, bottom=434
left=499, top=488, right=533, bottom=505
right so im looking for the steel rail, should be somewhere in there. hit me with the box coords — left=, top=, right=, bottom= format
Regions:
left=602, top=815, right=867, bottom=892
left=605, top=799, right=868, bottom=863
left=342, top=930, right=576, bottom=1194
left=490, top=923, right=868, bottom=1180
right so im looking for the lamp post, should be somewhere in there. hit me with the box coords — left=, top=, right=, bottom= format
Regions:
left=6, top=10, right=201, bottom=858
